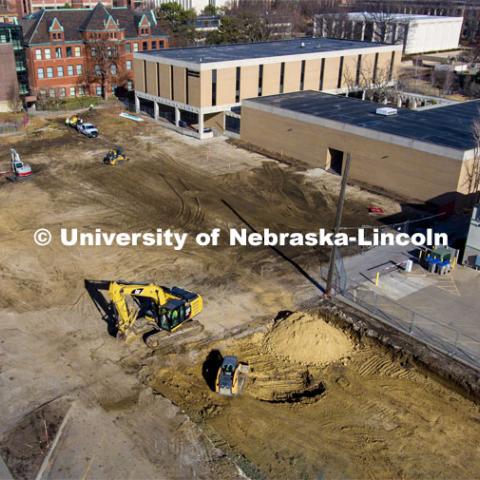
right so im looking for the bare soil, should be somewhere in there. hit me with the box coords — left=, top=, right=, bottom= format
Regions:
left=0, top=104, right=478, bottom=479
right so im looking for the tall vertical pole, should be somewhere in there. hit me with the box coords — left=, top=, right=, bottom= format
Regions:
left=325, top=153, right=352, bottom=297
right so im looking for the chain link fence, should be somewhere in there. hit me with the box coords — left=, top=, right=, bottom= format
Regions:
left=343, top=284, right=480, bottom=370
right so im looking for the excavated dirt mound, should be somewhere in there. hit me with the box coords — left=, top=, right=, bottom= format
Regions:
left=264, top=312, right=353, bottom=366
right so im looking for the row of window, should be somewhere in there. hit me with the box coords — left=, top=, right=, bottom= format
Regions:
left=36, top=46, right=81, bottom=60
left=34, top=39, right=165, bottom=61
left=208, top=52, right=394, bottom=106
left=37, top=61, right=132, bottom=79
left=38, top=64, right=83, bottom=79
left=38, top=81, right=133, bottom=99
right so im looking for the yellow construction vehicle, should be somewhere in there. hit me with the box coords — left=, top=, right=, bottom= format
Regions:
left=103, top=147, right=128, bottom=166
left=215, top=356, right=249, bottom=396
left=84, top=280, right=203, bottom=346
left=65, top=114, right=82, bottom=128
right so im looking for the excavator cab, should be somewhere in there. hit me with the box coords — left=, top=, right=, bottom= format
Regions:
left=104, top=146, right=128, bottom=166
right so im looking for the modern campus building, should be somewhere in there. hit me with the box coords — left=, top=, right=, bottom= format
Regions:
left=133, top=37, right=402, bottom=139
left=314, top=12, right=463, bottom=55
left=240, top=91, right=480, bottom=211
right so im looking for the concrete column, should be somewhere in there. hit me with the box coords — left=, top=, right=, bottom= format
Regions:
left=175, top=107, right=180, bottom=127
left=360, top=21, right=366, bottom=41
left=134, top=94, right=140, bottom=114
left=198, top=113, right=204, bottom=140
left=154, top=101, right=159, bottom=121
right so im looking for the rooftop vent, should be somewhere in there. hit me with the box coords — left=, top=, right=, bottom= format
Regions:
left=300, top=41, right=305, bottom=48
left=376, top=107, right=398, bottom=116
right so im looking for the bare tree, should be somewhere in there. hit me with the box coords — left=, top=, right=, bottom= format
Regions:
left=466, top=115, right=480, bottom=199
left=82, top=39, right=122, bottom=100
left=7, top=84, right=22, bottom=112
left=344, top=58, right=397, bottom=104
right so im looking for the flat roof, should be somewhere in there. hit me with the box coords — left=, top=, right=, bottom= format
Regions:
left=244, top=91, right=479, bottom=152
left=346, top=12, right=464, bottom=22
left=144, top=36, right=393, bottom=64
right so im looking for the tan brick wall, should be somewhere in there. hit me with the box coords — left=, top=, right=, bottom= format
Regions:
left=216, top=67, right=236, bottom=105
left=283, top=60, right=301, bottom=93
left=240, top=65, right=258, bottom=100
left=187, top=72, right=200, bottom=107
left=172, top=66, right=186, bottom=103
left=303, top=59, right=321, bottom=91
left=322, top=56, right=341, bottom=90
left=342, top=54, right=358, bottom=88
left=133, top=58, right=145, bottom=92
left=262, top=63, right=281, bottom=96
left=145, top=61, right=158, bottom=97
left=205, top=111, right=224, bottom=131
left=200, top=69, right=212, bottom=107
left=240, top=106, right=463, bottom=203
left=158, top=63, right=171, bottom=99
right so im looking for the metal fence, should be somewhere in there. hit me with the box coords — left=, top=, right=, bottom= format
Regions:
left=343, top=285, right=480, bottom=370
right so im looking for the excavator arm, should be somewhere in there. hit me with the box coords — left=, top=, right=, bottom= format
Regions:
left=85, top=280, right=203, bottom=343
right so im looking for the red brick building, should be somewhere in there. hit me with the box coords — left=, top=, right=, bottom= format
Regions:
left=0, top=0, right=29, bottom=23
left=21, top=2, right=168, bottom=99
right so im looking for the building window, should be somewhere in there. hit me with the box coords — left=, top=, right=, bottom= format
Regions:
left=142, top=41, right=147, bottom=50
left=126, top=60, right=132, bottom=70
left=127, top=80, right=133, bottom=91
left=373, top=52, right=379, bottom=83
left=57, top=66, right=63, bottom=77
left=44, top=48, right=51, bottom=59
left=48, top=88, right=55, bottom=97
left=69, top=86, right=76, bottom=96
left=66, top=46, right=72, bottom=57
left=319, top=58, right=325, bottom=90
left=94, top=64, right=101, bottom=75
left=152, top=40, right=157, bottom=49
left=280, top=62, right=285, bottom=94
left=35, top=48, right=42, bottom=60
left=96, top=86, right=102, bottom=96
left=125, top=43, right=131, bottom=53
left=356, top=55, right=362, bottom=86
left=37, top=67, right=44, bottom=79
left=258, top=64, right=263, bottom=96
left=110, top=64, right=117, bottom=75
left=67, top=65, right=74, bottom=76
left=39, top=89, right=47, bottom=97
left=76, top=64, right=82, bottom=75
left=300, top=60, right=306, bottom=90
left=55, top=47, right=62, bottom=58
left=47, top=67, right=53, bottom=78
left=235, top=66, right=240, bottom=103
left=91, top=47, right=97, bottom=57
left=74, top=46, right=81, bottom=57
left=159, top=40, right=164, bottom=49
left=59, top=87, right=66, bottom=97
left=337, top=56, right=344, bottom=89
left=133, top=43, right=139, bottom=52
left=78, top=86, right=85, bottom=96
left=388, top=51, right=395, bottom=81
left=211, top=68, right=217, bottom=106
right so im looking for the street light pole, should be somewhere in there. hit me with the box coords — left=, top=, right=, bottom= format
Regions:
left=325, top=152, right=352, bottom=297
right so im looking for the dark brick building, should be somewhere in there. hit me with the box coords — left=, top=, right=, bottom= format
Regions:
left=21, top=2, right=168, bottom=99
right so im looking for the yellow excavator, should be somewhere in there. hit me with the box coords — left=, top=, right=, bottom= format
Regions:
left=85, top=280, right=203, bottom=347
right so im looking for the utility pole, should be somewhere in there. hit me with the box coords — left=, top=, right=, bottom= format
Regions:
left=325, top=152, right=352, bottom=297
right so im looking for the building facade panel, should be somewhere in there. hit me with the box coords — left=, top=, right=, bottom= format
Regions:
left=145, top=60, right=158, bottom=97
left=172, top=66, right=186, bottom=103
left=240, top=105, right=463, bottom=203
left=303, top=59, right=321, bottom=91
left=133, top=58, right=145, bottom=92
left=262, top=63, right=281, bottom=96
left=200, top=69, right=212, bottom=107
left=283, top=60, right=301, bottom=93
left=342, top=54, right=358, bottom=88
left=239, top=65, right=258, bottom=100
left=322, top=56, right=341, bottom=90
left=158, top=63, right=171, bottom=99
left=216, top=67, right=235, bottom=105
left=187, top=71, right=201, bottom=107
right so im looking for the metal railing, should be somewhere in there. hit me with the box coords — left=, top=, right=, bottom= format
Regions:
left=343, top=285, right=480, bottom=370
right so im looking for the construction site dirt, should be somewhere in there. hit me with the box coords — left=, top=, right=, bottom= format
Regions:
left=1, top=105, right=479, bottom=479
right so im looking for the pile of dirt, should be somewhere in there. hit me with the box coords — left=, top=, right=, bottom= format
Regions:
left=264, top=312, right=353, bottom=366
